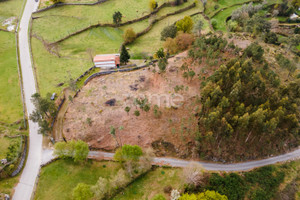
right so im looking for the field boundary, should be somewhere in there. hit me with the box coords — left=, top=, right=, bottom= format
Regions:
left=48, top=2, right=194, bottom=44
left=34, top=0, right=109, bottom=13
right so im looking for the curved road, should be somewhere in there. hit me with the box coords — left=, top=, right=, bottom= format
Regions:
left=13, top=0, right=300, bottom=199
left=13, top=0, right=41, bottom=200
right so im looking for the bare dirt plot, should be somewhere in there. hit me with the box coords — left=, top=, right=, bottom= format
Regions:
left=63, top=53, right=204, bottom=158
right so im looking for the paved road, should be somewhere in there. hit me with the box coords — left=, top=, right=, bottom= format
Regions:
left=13, top=0, right=41, bottom=200
left=70, top=148, right=300, bottom=171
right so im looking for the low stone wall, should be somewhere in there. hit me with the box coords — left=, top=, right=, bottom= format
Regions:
left=11, top=136, right=27, bottom=177
left=34, top=0, right=109, bottom=13
left=50, top=2, right=193, bottom=44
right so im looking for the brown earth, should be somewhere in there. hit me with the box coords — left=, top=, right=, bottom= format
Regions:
left=63, top=52, right=208, bottom=158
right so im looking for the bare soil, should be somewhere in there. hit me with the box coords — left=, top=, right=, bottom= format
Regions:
left=63, top=52, right=205, bottom=158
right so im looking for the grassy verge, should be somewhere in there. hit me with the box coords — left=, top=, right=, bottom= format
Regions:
left=0, top=176, right=20, bottom=196
left=34, top=159, right=121, bottom=200
left=0, top=31, right=23, bottom=123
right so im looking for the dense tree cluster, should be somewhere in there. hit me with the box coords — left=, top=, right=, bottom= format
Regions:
left=54, top=140, right=89, bottom=162
left=196, top=49, right=299, bottom=159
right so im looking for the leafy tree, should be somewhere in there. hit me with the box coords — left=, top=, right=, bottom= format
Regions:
left=152, top=194, right=167, bottom=200
left=149, top=0, right=158, bottom=11
left=114, top=144, right=143, bottom=162
left=164, top=38, right=178, bottom=54
left=120, top=45, right=130, bottom=64
left=176, top=16, right=194, bottom=33
left=291, top=0, right=300, bottom=8
left=54, top=140, right=89, bottom=162
left=91, top=177, right=110, bottom=200
left=161, top=24, right=178, bottom=41
left=176, top=33, right=195, bottom=51
left=30, top=93, right=57, bottom=135
left=144, top=104, right=151, bottom=112
left=193, top=20, right=204, bottom=36
left=72, top=183, right=93, bottom=200
left=245, top=14, right=271, bottom=34
left=183, top=162, right=205, bottom=187
left=113, top=11, right=122, bottom=25
left=74, top=140, right=89, bottom=162
left=123, top=28, right=136, bottom=44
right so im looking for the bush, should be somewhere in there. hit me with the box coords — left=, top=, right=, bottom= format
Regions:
left=163, top=186, right=173, bottom=194
left=264, top=32, right=279, bottom=45
left=211, top=19, right=217, bottom=29
left=161, top=24, right=178, bottom=41
left=123, top=28, right=136, bottom=44
left=158, top=58, right=168, bottom=72
left=243, top=42, right=264, bottom=61
left=164, top=38, right=178, bottom=54
left=72, top=183, right=93, bottom=200
left=294, top=27, right=300, bottom=34
left=176, top=32, right=195, bottom=51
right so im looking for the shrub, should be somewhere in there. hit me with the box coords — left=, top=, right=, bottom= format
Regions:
left=176, top=33, right=195, bottom=51
left=158, top=57, right=168, bottom=72
left=264, top=32, right=279, bottom=45
left=243, top=42, right=264, bottom=61
left=151, top=194, right=167, bottom=200
left=211, top=19, right=217, bottom=29
left=72, top=183, right=93, bottom=200
left=176, top=16, right=194, bottom=33
left=156, top=48, right=165, bottom=58
left=161, top=24, right=178, bottom=41
left=294, top=27, right=300, bottom=34
left=163, top=186, right=173, bottom=194
left=149, top=0, right=158, bottom=11
left=123, top=28, right=136, bottom=44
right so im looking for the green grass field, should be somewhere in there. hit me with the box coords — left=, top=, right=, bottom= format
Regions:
left=112, top=167, right=182, bottom=200
left=0, top=31, right=23, bottom=123
left=0, top=176, right=20, bottom=196
left=31, top=37, right=93, bottom=96
left=34, top=159, right=182, bottom=200
left=34, top=159, right=120, bottom=200
left=0, top=0, right=23, bottom=28
left=211, top=5, right=241, bottom=31
left=31, top=0, right=207, bottom=95
left=32, top=0, right=177, bottom=42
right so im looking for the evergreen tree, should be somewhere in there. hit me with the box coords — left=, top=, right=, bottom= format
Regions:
left=120, top=45, right=130, bottom=64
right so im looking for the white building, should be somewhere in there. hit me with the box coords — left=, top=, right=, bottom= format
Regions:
left=93, top=54, right=120, bottom=69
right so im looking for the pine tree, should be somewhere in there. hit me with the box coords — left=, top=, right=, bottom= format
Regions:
left=120, top=45, right=130, bottom=65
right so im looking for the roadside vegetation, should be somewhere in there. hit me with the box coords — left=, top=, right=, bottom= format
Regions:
left=35, top=142, right=300, bottom=200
